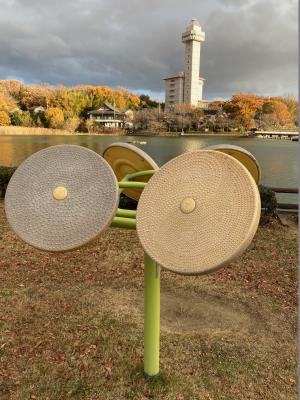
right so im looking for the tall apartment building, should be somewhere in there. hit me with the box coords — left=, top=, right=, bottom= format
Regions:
left=164, top=19, right=206, bottom=110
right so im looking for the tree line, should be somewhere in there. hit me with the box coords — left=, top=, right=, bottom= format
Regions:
left=0, top=80, right=141, bottom=131
left=134, top=94, right=298, bottom=133
left=0, top=80, right=297, bottom=133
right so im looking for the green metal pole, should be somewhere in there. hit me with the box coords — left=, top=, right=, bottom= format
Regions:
left=144, top=252, right=160, bottom=377
left=118, top=181, right=146, bottom=189
left=110, top=217, right=136, bottom=230
left=116, top=208, right=137, bottom=218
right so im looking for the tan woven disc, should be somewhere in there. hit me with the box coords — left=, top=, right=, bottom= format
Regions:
left=204, top=144, right=261, bottom=184
left=5, top=145, right=119, bottom=252
left=103, top=142, right=159, bottom=200
left=136, top=150, right=261, bottom=275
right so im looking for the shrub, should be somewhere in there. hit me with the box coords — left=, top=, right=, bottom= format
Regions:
left=259, top=185, right=277, bottom=215
left=0, top=166, right=16, bottom=198
left=63, top=116, right=81, bottom=132
left=45, top=107, right=64, bottom=128
left=33, top=112, right=46, bottom=127
left=0, top=111, right=11, bottom=126
left=10, top=110, right=33, bottom=127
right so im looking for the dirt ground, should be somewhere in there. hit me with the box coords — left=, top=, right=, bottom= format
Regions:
left=0, top=202, right=298, bottom=400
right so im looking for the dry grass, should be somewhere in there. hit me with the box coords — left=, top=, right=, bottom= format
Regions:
left=0, top=201, right=297, bottom=400
left=0, top=126, right=75, bottom=136
left=0, top=126, right=126, bottom=136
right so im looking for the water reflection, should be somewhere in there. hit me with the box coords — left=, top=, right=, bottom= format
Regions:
left=0, top=134, right=297, bottom=203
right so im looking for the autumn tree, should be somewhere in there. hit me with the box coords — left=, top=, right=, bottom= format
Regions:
left=133, top=109, right=165, bottom=131
left=271, top=101, right=292, bottom=126
left=224, top=93, right=263, bottom=130
left=85, top=118, right=94, bottom=133
left=0, top=92, right=17, bottom=113
left=0, top=111, right=11, bottom=126
left=51, top=86, right=92, bottom=117
left=260, top=99, right=293, bottom=129
left=163, top=110, right=177, bottom=131
left=208, top=100, right=225, bottom=110
left=45, top=107, right=64, bottom=128
left=18, top=84, right=53, bottom=110
left=0, top=80, right=22, bottom=97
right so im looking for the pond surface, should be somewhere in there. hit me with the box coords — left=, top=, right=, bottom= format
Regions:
left=0, top=134, right=298, bottom=203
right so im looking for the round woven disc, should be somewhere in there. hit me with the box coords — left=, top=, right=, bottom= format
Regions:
left=204, top=144, right=261, bottom=184
left=5, top=145, right=119, bottom=252
left=136, top=150, right=261, bottom=275
left=103, top=142, right=159, bottom=200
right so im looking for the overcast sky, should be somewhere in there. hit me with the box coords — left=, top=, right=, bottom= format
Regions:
left=0, top=0, right=297, bottom=100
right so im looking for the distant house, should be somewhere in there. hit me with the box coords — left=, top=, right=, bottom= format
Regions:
left=29, top=106, right=45, bottom=114
left=87, top=102, right=126, bottom=128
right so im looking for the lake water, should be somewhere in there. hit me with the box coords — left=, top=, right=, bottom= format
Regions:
left=0, top=134, right=298, bottom=204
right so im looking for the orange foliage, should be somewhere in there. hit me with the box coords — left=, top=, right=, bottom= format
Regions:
left=224, top=93, right=263, bottom=129
left=0, top=81, right=140, bottom=118
left=270, top=101, right=292, bottom=126
left=0, top=80, right=22, bottom=96
left=208, top=100, right=225, bottom=109
left=19, top=84, right=53, bottom=110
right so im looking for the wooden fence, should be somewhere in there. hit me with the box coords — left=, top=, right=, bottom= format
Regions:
left=267, top=187, right=298, bottom=211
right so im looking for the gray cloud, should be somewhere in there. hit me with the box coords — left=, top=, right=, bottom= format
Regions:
left=0, top=0, right=297, bottom=100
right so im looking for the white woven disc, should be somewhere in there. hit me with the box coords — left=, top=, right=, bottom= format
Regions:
left=5, top=145, right=119, bottom=252
left=103, top=142, right=159, bottom=200
left=136, top=150, right=261, bottom=275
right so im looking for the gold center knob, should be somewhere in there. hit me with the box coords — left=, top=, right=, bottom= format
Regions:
left=53, top=186, right=68, bottom=200
left=180, top=197, right=196, bottom=214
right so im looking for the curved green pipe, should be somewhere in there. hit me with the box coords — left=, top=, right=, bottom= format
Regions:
left=118, top=169, right=155, bottom=194
left=123, top=169, right=156, bottom=181
left=111, top=216, right=136, bottom=230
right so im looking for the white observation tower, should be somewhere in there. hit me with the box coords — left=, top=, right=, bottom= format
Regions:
left=182, top=19, right=205, bottom=106
left=163, top=19, right=206, bottom=110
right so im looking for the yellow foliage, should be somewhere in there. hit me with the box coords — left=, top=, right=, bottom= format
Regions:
left=45, top=107, right=64, bottom=129
left=0, top=93, right=17, bottom=112
left=0, top=111, right=11, bottom=126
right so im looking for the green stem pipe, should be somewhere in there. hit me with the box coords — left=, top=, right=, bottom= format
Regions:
left=116, top=208, right=137, bottom=218
left=118, top=181, right=146, bottom=189
left=123, top=169, right=156, bottom=181
left=110, top=217, right=136, bottom=230
left=118, top=169, right=155, bottom=194
left=144, top=253, right=160, bottom=377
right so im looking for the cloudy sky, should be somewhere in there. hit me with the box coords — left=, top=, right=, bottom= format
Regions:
left=0, top=0, right=297, bottom=100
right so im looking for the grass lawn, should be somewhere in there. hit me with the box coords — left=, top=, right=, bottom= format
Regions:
left=0, top=200, right=297, bottom=400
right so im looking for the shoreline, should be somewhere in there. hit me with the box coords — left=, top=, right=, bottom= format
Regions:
left=0, top=126, right=247, bottom=137
left=0, top=127, right=297, bottom=140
